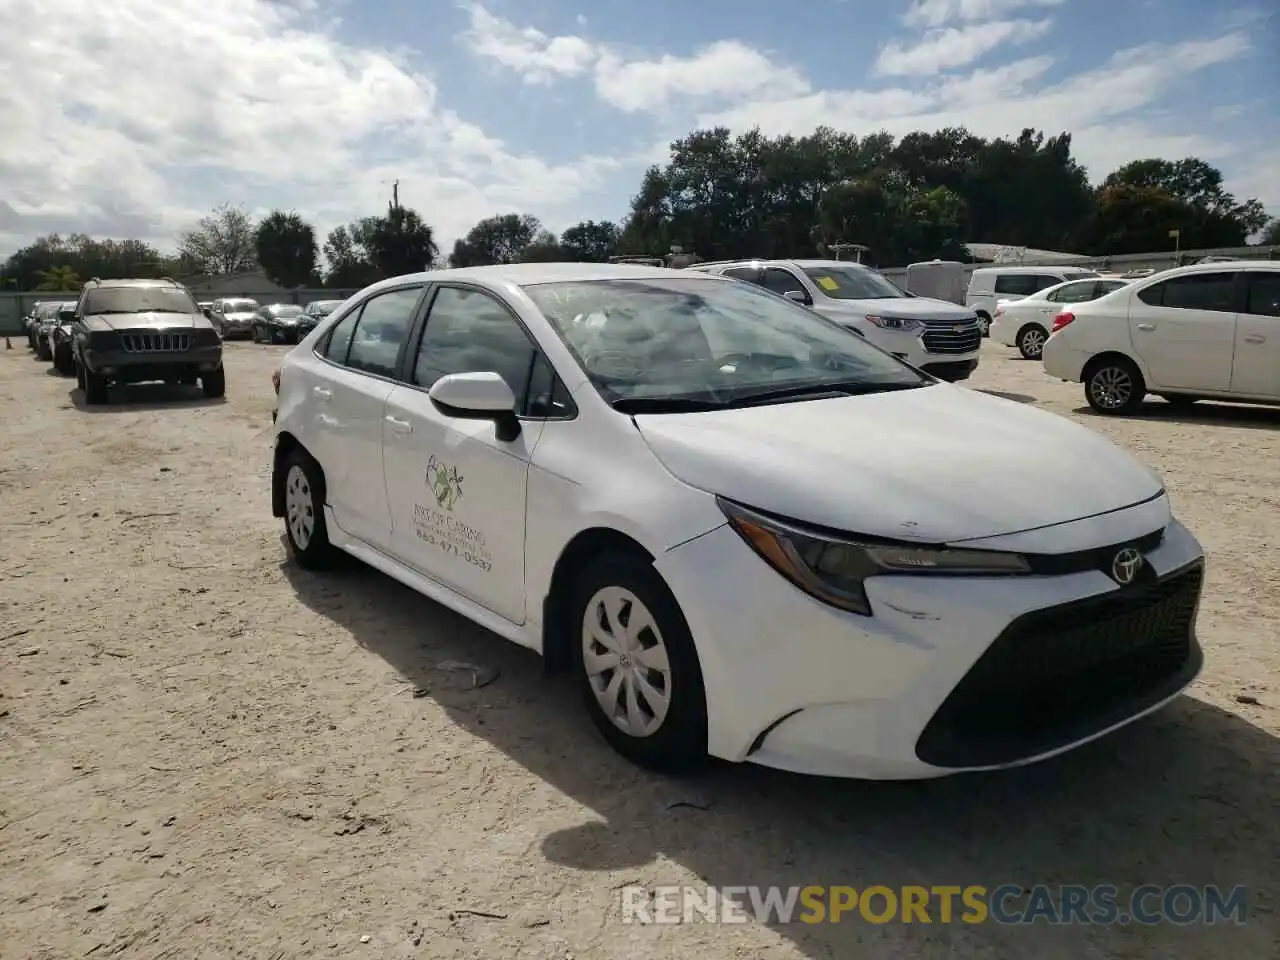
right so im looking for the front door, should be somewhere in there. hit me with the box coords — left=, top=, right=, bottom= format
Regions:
left=382, top=284, right=551, bottom=624
left=1128, top=271, right=1238, bottom=391
left=1231, top=272, right=1280, bottom=397
left=309, top=284, right=425, bottom=548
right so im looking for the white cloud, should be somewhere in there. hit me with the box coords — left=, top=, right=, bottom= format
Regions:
left=904, top=0, right=1065, bottom=28
left=459, top=2, right=596, bottom=84
left=873, top=19, right=1053, bottom=76
left=0, top=0, right=618, bottom=257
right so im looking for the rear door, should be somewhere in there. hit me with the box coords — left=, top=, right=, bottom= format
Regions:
left=1128, top=271, right=1238, bottom=391
left=308, top=284, right=427, bottom=548
left=1230, top=271, right=1280, bottom=398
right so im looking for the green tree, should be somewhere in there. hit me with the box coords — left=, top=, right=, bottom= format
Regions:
left=365, top=206, right=438, bottom=277
left=1260, top=219, right=1280, bottom=245
left=450, top=213, right=542, bottom=266
left=1100, top=157, right=1268, bottom=245
left=321, top=221, right=379, bottom=288
left=558, top=220, right=620, bottom=261
left=520, top=230, right=564, bottom=262
left=35, top=265, right=82, bottom=291
left=178, top=203, right=258, bottom=275
left=255, top=211, right=318, bottom=288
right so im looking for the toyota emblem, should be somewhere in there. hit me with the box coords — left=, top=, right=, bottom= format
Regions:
left=1110, top=547, right=1143, bottom=585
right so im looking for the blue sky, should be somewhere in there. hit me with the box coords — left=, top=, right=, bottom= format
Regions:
left=3, top=0, right=1278, bottom=257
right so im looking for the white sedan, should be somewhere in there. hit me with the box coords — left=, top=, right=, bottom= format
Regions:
left=990, top=277, right=1131, bottom=359
left=271, top=263, right=1206, bottom=780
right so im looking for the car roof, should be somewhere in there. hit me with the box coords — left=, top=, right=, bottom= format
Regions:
left=1157, top=260, right=1280, bottom=275
left=971, top=265, right=1094, bottom=275
left=362, top=262, right=728, bottom=292
left=85, top=277, right=182, bottom=288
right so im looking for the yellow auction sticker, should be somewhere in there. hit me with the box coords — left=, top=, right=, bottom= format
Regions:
left=815, top=276, right=839, bottom=292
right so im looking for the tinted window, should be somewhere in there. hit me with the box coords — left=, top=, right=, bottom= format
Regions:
left=345, top=287, right=423, bottom=377
left=324, top=311, right=358, bottom=364
left=1033, top=274, right=1066, bottom=292
left=525, top=353, right=576, bottom=418
left=762, top=268, right=806, bottom=297
left=993, top=274, right=1038, bottom=296
left=1047, top=280, right=1099, bottom=304
left=413, top=287, right=540, bottom=410
left=1098, top=280, right=1128, bottom=295
left=1245, top=273, right=1280, bottom=318
left=1141, top=273, right=1236, bottom=312
left=722, top=267, right=759, bottom=283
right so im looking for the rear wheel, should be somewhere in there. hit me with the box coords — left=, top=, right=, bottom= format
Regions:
left=202, top=365, right=226, bottom=398
left=282, top=450, right=337, bottom=569
left=1084, top=356, right=1145, bottom=415
left=53, top=346, right=75, bottom=376
left=1016, top=324, right=1048, bottom=360
left=571, top=553, right=708, bottom=773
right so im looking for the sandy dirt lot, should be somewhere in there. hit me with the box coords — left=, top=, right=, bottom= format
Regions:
left=1, top=338, right=1276, bottom=960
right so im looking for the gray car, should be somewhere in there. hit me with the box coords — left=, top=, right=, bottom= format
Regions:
left=71, top=278, right=225, bottom=405
left=208, top=297, right=261, bottom=340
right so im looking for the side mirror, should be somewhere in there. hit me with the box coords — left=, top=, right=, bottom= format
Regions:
left=784, top=290, right=811, bottom=305
left=428, top=372, right=521, bottom=442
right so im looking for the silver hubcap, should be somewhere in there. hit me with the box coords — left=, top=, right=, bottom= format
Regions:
left=582, top=586, right=672, bottom=738
left=285, top=464, right=315, bottom=549
left=1091, top=367, right=1132, bottom=409
left=1021, top=329, right=1046, bottom=356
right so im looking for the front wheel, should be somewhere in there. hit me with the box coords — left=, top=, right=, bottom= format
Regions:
left=83, top=366, right=109, bottom=405
left=1085, top=357, right=1146, bottom=415
left=202, top=365, right=226, bottom=398
left=976, top=312, right=991, bottom=337
left=53, top=347, right=75, bottom=376
left=571, top=553, right=707, bottom=773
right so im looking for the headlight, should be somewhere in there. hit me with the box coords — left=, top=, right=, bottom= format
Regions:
left=865, top=315, right=924, bottom=333
left=718, top=498, right=1030, bottom=616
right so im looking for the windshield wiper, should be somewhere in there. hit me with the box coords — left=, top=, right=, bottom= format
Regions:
left=610, top=396, right=726, bottom=414
left=725, top=380, right=930, bottom=407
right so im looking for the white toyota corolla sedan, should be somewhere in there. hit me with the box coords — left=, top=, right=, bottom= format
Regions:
left=271, top=263, right=1206, bottom=780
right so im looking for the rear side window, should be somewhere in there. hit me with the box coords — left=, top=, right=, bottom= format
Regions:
left=1138, top=273, right=1237, bottom=312
left=1045, top=280, right=1096, bottom=303
left=722, top=267, right=760, bottom=283
left=1244, top=273, right=1280, bottom=318
left=993, top=274, right=1038, bottom=296
left=1033, top=274, right=1065, bottom=291
left=344, top=286, right=424, bottom=378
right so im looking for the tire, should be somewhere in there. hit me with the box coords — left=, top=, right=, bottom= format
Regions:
left=976, top=312, right=991, bottom=337
left=1016, top=324, right=1048, bottom=360
left=570, top=552, right=708, bottom=773
left=282, top=449, right=337, bottom=569
left=202, top=365, right=226, bottom=398
left=83, top=366, right=109, bottom=405
left=75, top=358, right=86, bottom=392
left=37, top=339, right=51, bottom=361
left=1084, top=356, right=1146, bottom=415
left=53, top=347, right=75, bottom=376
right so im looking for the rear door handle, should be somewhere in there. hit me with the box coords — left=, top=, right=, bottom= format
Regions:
left=1136, top=323, right=1155, bottom=331
left=385, top=415, right=413, bottom=434
left=313, top=386, right=332, bottom=399
left=1244, top=334, right=1265, bottom=343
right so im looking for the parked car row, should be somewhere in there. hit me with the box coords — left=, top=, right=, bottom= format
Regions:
left=201, top=297, right=344, bottom=344
left=22, top=277, right=226, bottom=404
left=986, top=261, right=1280, bottom=414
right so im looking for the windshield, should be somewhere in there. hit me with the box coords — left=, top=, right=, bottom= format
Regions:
left=225, top=300, right=260, bottom=313
left=269, top=305, right=303, bottom=316
left=523, top=277, right=927, bottom=406
left=83, top=288, right=198, bottom=316
left=308, top=300, right=340, bottom=315
left=801, top=265, right=906, bottom=300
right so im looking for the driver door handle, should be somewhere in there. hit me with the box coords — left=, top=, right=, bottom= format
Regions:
left=385, top=415, right=413, bottom=434
left=1244, top=334, right=1265, bottom=344
left=1136, top=323, right=1155, bottom=331
left=312, top=386, right=332, bottom=399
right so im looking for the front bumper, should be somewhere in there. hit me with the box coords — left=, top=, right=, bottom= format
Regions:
left=82, top=343, right=223, bottom=381
left=655, top=511, right=1204, bottom=780
left=920, top=357, right=978, bottom=382
left=863, top=324, right=982, bottom=374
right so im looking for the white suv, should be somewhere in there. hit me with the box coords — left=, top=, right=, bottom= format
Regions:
left=689, top=259, right=982, bottom=381
left=1042, top=261, right=1280, bottom=414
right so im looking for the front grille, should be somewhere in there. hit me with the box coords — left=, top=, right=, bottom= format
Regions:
left=916, top=562, right=1203, bottom=768
left=121, top=332, right=191, bottom=353
left=921, top=318, right=982, bottom=355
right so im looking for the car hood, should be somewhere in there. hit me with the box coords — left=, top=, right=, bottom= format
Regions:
left=823, top=296, right=976, bottom=320
left=89, top=312, right=210, bottom=331
left=634, top=385, right=1163, bottom=542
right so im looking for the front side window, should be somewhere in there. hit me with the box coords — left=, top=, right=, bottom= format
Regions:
left=82, top=287, right=198, bottom=316
left=722, top=266, right=760, bottom=283
left=522, top=276, right=927, bottom=407
left=800, top=265, right=904, bottom=300
left=344, top=286, right=423, bottom=378
left=1244, top=273, right=1280, bottom=318
left=413, top=287, right=543, bottom=412
left=762, top=268, right=807, bottom=298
